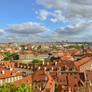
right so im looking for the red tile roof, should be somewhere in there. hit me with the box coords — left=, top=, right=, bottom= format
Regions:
left=85, top=70, right=92, bottom=81
left=74, top=57, right=91, bottom=68
left=13, top=75, right=32, bottom=86
left=0, top=69, right=22, bottom=79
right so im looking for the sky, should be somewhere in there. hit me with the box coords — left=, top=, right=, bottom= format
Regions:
left=0, top=0, right=92, bottom=42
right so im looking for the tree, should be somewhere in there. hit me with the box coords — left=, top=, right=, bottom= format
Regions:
left=32, top=59, right=43, bottom=65
left=2, top=52, right=19, bottom=61
left=0, top=83, right=32, bottom=92
left=11, top=53, right=19, bottom=60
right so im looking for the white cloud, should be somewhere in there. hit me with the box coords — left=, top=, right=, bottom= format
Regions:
left=2, top=18, right=92, bottom=42
left=54, top=18, right=92, bottom=37
left=50, top=10, right=68, bottom=23
left=35, top=11, right=38, bottom=14
left=37, top=9, right=50, bottom=21
left=37, top=9, right=69, bottom=23
left=1, top=22, right=50, bottom=42
left=38, top=18, right=92, bottom=41
left=5, top=22, right=49, bottom=34
left=50, top=18, right=57, bottom=23
left=0, top=29, right=5, bottom=35
left=36, top=0, right=92, bottom=18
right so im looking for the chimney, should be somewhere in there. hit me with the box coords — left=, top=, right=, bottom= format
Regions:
left=24, top=65, right=26, bottom=69
left=47, top=62, right=49, bottom=65
left=59, top=67, right=61, bottom=71
left=38, top=66, right=41, bottom=70
left=65, top=65, right=69, bottom=71
left=52, top=67, right=54, bottom=71
left=39, top=87, right=41, bottom=91
left=48, top=71, right=50, bottom=74
left=21, top=65, right=23, bottom=68
left=55, top=62, right=57, bottom=65
left=17, top=64, right=20, bottom=68
left=2, top=70, right=5, bottom=74
left=42, top=61, right=44, bottom=65
left=28, top=66, right=30, bottom=69
left=27, top=64, right=29, bottom=66
left=44, top=67, right=47, bottom=71
left=10, top=68, right=13, bottom=71
left=45, top=76, right=48, bottom=81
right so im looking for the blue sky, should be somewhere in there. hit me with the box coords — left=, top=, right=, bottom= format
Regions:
left=0, top=0, right=37, bottom=27
left=0, top=0, right=92, bottom=42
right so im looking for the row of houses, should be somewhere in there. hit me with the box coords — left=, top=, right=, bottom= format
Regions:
left=0, top=48, right=92, bottom=91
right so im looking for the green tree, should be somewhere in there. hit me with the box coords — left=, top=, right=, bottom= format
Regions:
left=2, top=52, right=19, bottom=61
left=0, top=83, right=32, bottom=92
left=32, top=59, right=43, bottom=65
left=11, top=53, right=19, bottom=60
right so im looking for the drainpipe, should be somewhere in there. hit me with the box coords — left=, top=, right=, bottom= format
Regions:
left=84, top=71, right=87, bottom=83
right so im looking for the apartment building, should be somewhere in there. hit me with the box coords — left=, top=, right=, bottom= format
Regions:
left=0, top=68, right=22, bottom=86
left=19, top=54, right=49, bottom=62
